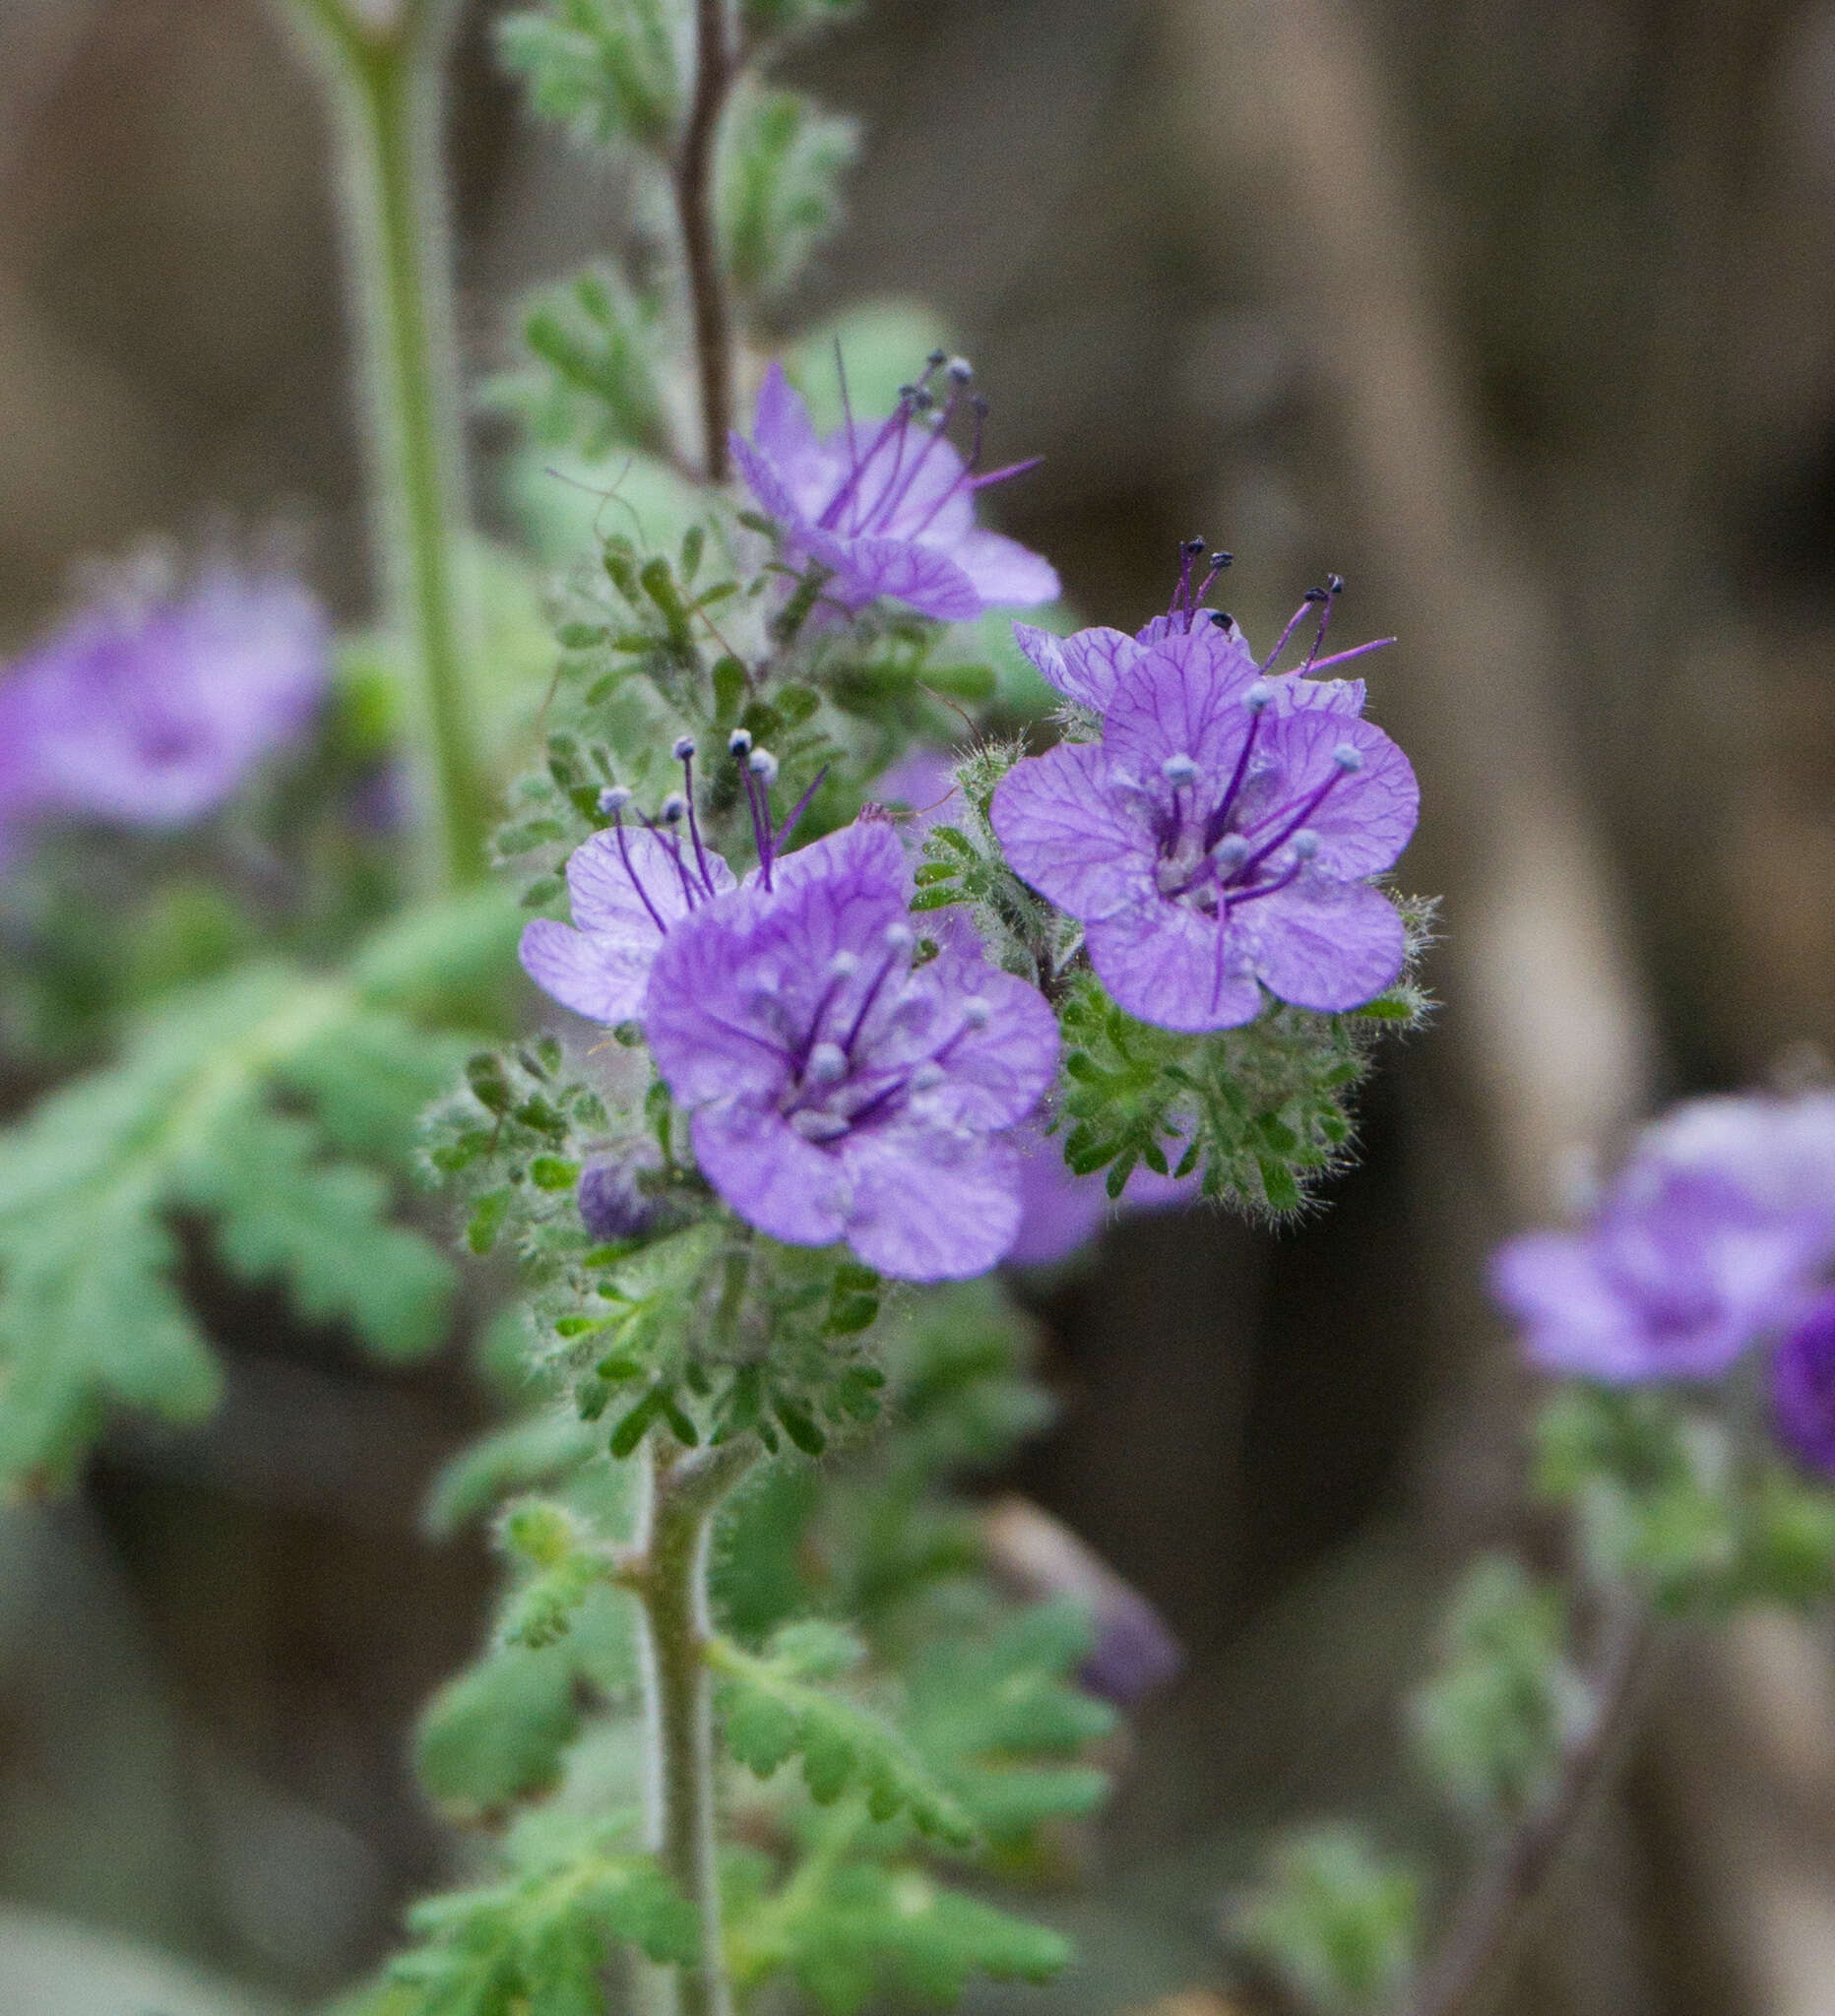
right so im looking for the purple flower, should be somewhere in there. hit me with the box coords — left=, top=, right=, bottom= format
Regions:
left=1772, top=1290, right=1835, bottom=1477
left=1005, top=1113, right=1200, bottom=1267
left=642, top=821, right=1059, bottom=1281
left=578, top=1145, right=670, bottom=1244
left=1637, top=1092, right=1835, bottom=1247
left=1491, top=1160, right=1828, bottom=1382
left=0, top=567, right=329, bottom=829
left=521, top=822, right=738, bottom=1025
left=730, top=359, right=1059, bottom=622
left=991, top=629, right=1419, bottom=1031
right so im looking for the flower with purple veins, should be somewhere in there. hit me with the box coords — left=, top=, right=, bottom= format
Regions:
left=730, top=354, right=1059, bottom=623
left=1771, top=1290, right=1835, bottom=1477
left=991, top=628, right=1419, bottom=1031
left=642, top=820, right=1059, bottom=1280
left=0, top=565, right=329, bottom=830
left=1490, top=1158, right=1829, bottom=1382
left=1011, top=555, right=1392, bottom=719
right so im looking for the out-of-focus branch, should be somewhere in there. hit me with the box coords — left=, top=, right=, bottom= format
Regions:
left=1165, top=0, right=1655, bottom=1217
left=676, top=0, right=735, bottom=481
left=1408, top=1602, right=1658, bottom=2016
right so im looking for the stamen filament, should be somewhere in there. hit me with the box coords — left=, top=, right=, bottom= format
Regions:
left=612, top=815, right=670, bottom=935
left=679, top=749, right=717, bottom=896
left=773, top=763, right=830, bottom=851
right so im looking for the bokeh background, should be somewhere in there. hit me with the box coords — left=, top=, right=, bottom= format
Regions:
left=3, top=0, right=1835, bottom=2009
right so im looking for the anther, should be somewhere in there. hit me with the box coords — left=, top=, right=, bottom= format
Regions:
left=1212, top=552, right=1234, bottom=570
left=661, top=791, right=687, bottom=823
left=1211, top=609, right=1235, bottom=628
left=909, top=1061, right=946, bottom=1093
left=826, top=950, right=860, bottom=981
left=1213, top=833, right=1250, bottom=874
left=884, top=921, right=915, bottom=954
left=671, top=734, right=696, bottom=760
left=946, top=356, right=974, bottom=383
left=925, top=347, right=948, bottom=367
left=1332, top=742, right=1364, bottom=773
left=728, top=727, right=753, bottom=757
left=1243, top=680, right=1274, bottom=713
left=1161, top=753, right=1199, bottom=786
left=807, top=1041, right=848, bottom=1085
left=1304, top=586, right=1331, bottom=604
left=961, top=997, right=991, bottom=1031
left=1184, top=536, right=1208, bottom=556
left=748, top=748, right=780, bottom=786
left=1327, top=573, right=1345, bottom=596
left=599, top=784, right=633, bottom=814
left=1290, top=829, right=1321, bottom=859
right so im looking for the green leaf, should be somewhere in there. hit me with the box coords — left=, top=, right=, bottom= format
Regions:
left=709, top=1629, right=977, bottom=1845
left=719, top=86, right=858, bottom=299
left=497, top=0, right=683, bottom=150
left=1233, top=1824, right=1420, bottom=2016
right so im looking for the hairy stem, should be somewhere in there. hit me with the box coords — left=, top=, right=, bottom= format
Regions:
left=278, top=0, right=490, bottom=888
left=676, top=0, right=736, bottom=480
left=1407, top=1602, right=1659, bottom=2016
left=631, top=1436, right=757, bottom=2016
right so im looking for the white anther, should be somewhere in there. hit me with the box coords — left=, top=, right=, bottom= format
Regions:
left=807, top=1041, right=848, bottom=1085
left=661, top=791, right=687, bottom=823
left=748, top=747, right=780, bottom=785
left=1332, top=741, right=1364, bottom=773
left=884, top=921, right=915, bottom=954
left=1243, top=680, right=1274, bottom=714
left=826, top=950, right=861, bottom=980
left=1161, top=753, right=1199, bottom=786
left=728, top=727, right=753, bottom=756
left=946, top=356, right=974, bottom=383
left=791, top=1108, right=851, bottom=1143
left=599, top=784, right=633, bottom=814
left=1290, top=829, right=1321, bottom=860
left=910, top=1061, right=946, bottom=1093
left=961, top=997, right=991, bottom=1031
left=1213, top=833, right=1250, bottom=872
left=672, top=734, right=696, bottom=760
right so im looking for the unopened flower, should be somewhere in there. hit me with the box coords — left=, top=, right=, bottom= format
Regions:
left=991, top=629, right=1418, bottom=1030
left=730, top=358, right=1059, bottom=622
left=1772, top=1290, right=1835, bottom=1477
left=643, top=821, right=1058, bottom=1280
left=0, top=565, right=329, bottom=829
left=577, top=1144, right=670, bottom=1244
left=1491, top=1159, right=1827, bottom=1383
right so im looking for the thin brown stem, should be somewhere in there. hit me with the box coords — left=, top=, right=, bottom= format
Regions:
left=676, top=0, right=735, bottom=481
left=1406, top=1602, right=1660, bottom=2016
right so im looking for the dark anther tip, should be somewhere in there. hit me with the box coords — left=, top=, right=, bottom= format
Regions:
left=1303, top=586, right=1330, bottom=603
left=971, top=394, right=990, bottom=415
left=1327, top=572, right=1346, bottom=595
left=1212, top=609, right=1235, bottom=627
left=926, top=347, right=948, bottom=366
left=1211, top=551, right=1234, bottom=568
left=1183, top=536, right=1209, bottom=555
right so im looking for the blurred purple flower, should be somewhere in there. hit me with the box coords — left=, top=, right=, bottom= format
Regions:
left=578, top=1144, right=669, bottom=1244
left=1006, top=1114, right=1199, bottom=1267
left=730, top=359, right=1059, bottom=623
left=643, top=820, right=1058, bottom=1280
left=1491, top=1159, right=1828, bottom=1382
left=991, top=629, right=1418, bottom=1031
left=1772, top=1290, right=1835, bottom=1477
left=0, top=567, right=329, bottom=830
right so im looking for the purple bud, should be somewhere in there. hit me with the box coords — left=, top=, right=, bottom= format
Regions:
left=599, top=785, right=632, bottom=814
left=672, top=734, right=696, bottom=760
left=1773, top=1289, right=1835, bottom=1477
left=577, top=1146, right=667, bottom=1244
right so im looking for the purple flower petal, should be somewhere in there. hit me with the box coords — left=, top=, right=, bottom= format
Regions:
left=1084, top=903, right=1264, bottom=1032
left=1240, top=876, right=1408, bottom=1012
left=950, top=532, right=1060, bottom=609
left=838, top=1125, right=1024, bottom=1280
left=1240, top=712, right=1418, bottom=879
left=1772, top=1290, right=1835, bottom=1477
left=990, top=741, right=1150, bottom=919
left=691, top=1103, right=853, bottom=1247
left=520, top=916, right=657, bottom=1026
left=566, top=825, right=733, bottom=934
left=1490, top=1231, right=1657, bottom=1379
left=800, top=530, right=984, bottom=621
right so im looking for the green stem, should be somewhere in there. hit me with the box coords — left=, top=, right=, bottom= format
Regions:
left=277, top=0, right=490, bottom=888
left=631, top=1436, right=757, bottom=2016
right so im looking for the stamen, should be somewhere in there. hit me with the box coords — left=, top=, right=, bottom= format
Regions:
left=1232, top=745, right=1361, bottom=881
left=599, top=784, right=633, bottom=817
left=774, top=764, right=830, bottom=851
left=1297, top=574, right=1345, bottom=673
left=611, top=814, right=669, bottom=935
left=1202, top=683, right=1275, bottom=850
left=834, top=338, right=858, bottom=479
left=639, top=801, right=701, bottom=907
left=1172, top=536, right=1207, bottom=625
left=1308, top=636, right=1395, bottom=674
left=807, top=1040, right=848, bottom=1085
left=748, top=747, right=780, bottom=787
left=817, top=396, right=915, bottom=532
left=672, top=737, right=717, bottom=896
left=728, top=727, right=753, bottom=757
left=1257, top=596, right=1318, bottom=674
left=1161, top=753, right=1199, bottom=786
left=1192, top=549, right=1234, bottom=616
left=737, top=750, right=775, bottom=888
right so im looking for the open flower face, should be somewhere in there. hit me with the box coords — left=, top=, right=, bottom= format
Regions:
left=992, top=630, right=1419, bottom=1031
left=1492, top=1160, right=1831, bottom=1382
left=730, top=359, right=1059, bottom=622
left=643, top=822, right=1058, bottom=1280
left=0, top=567, right=329, bottom=829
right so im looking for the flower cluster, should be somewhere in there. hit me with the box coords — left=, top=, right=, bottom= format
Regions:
left=731, top=356, right=1060, bottom=622
left=521, top=736, right=1058, bottom=1280
left=992, top=593, right=1419, bottom=1032
left=1492, top=1090, right=1835, bottom=1472
left=0, top=564, right=329, bottom=850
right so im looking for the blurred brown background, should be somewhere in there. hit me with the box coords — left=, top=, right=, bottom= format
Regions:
left=3, top=0, right=1835, bottom=2009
